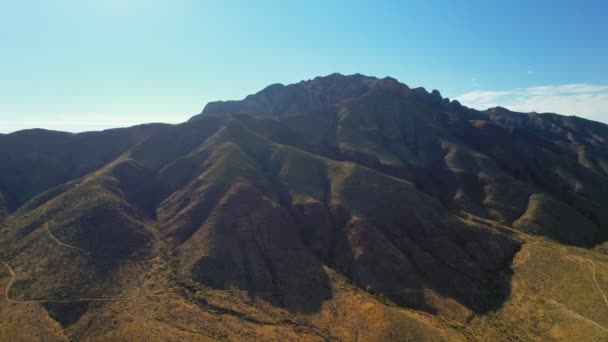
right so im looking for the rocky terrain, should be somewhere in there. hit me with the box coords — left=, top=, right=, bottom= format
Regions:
left=1, top=73, right=608, bottom=341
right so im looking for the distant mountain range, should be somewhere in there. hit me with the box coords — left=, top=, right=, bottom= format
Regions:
left=1, top=73, right=608, bottom=341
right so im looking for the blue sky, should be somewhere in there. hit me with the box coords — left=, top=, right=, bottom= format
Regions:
left=1, top=0, right=607, bottom=133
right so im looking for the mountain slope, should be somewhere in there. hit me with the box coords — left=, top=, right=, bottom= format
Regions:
left=194, top=74, right=608, bottom=248
left=1, top=74, right=608, bottom=340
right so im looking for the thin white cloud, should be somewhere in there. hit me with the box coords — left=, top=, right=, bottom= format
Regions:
left=458, top=90, right=513, bottom=104
left=456, top=83, right=608, bottom=123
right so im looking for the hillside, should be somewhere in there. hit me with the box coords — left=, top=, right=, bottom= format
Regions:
left=1, top=74, right=608, bottom=341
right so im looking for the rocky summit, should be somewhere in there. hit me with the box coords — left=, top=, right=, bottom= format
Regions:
left=1, top=74, right=608, bottom=341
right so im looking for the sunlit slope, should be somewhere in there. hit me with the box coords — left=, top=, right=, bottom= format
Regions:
left=1, top=73, right=608, bottom=340
left=463, top=233, right=608, bottom=341
left=195, top=74, right=608, bottom=249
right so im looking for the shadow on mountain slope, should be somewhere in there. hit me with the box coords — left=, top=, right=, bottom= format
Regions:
left=152, top=118, right=519, bottom=315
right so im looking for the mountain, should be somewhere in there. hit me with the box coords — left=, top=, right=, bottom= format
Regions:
left=1, top=74, right=608, bottom=341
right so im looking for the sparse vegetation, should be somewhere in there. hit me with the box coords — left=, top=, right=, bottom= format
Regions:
left=1, top=74, right=608, bottom=340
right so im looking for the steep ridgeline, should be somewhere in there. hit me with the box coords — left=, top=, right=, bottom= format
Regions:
left=0, top=74, right=607, bottom=341
left=193, top=73, right=608, bottom=247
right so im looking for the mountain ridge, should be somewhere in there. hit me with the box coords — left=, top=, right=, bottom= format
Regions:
left=193, top=73, right=604, bottom=126
left=1, top=73, right=608, bottom=340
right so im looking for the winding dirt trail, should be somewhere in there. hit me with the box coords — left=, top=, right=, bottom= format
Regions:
left=2, top=260, right=178, bottom=304
left=2, top=261, right=16, bottom=302
left=513, top=242, right=608, bottom=333
left=554, top=247, right=608, bottom=332
left=563, top=250, right=608, bottom=312
left=1, top=206, right=175, bottom=304
left=585, top=257, right=608, bottom=311
left=42, top=205, right=88, bottom=254
left=549, top=299, right=608, bottom=333
left=41, top=202, right=162, bottom=265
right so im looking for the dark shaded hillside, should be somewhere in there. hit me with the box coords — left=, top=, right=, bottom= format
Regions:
left=193, top=73, right=608, bottom=248
left=0, top=114, right=519, bottom=315
left=0, top=124, right=169, bottom=211
left=1, top=73, right=608, bottom=340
